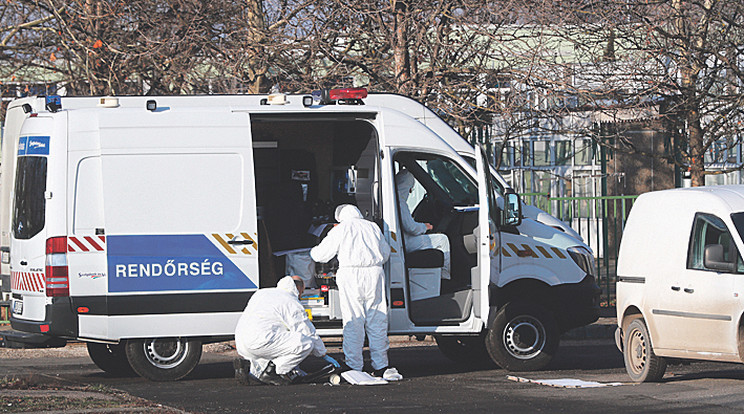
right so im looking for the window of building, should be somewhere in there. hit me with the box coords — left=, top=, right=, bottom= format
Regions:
left=574, top=139, right=594, bottom=166
left=555, top=141, right=571, bottom=166
left=533, top=141, right=551, bottom=166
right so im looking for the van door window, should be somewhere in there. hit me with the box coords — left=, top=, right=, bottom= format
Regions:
left=414, top=157, right=477, bottom=206
left=13, top=156, right=47, bottom=239
left=687, top=213, right=744, bottom=272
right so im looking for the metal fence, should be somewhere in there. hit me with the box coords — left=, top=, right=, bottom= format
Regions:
left=521, top=192, right=639, bottom=307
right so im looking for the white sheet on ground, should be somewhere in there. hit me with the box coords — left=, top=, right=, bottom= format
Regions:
left=507, top=376, right=625, bottom=388
left=341, top=370, right=388, bottom=385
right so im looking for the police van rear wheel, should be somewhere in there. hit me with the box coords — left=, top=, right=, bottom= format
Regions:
left=485, top=302, right=558, bottom=371
left=87, top=342, right=135, bottom=377
left=125, top=337, right=202, bottom=381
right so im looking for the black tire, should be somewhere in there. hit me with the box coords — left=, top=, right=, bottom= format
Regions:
left=125, top=337, right=202, bottom=381
left=434, top=334, right=493, bottom=365
left=86, top=342, right=135, bottom=377
left=623, top=317, right=667, bottom=383
left=485, top=302, right=559, bottom=371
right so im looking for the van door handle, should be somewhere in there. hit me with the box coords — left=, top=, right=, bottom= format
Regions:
left=684, top=288, right=694, bottom=294
left=20, top=260, right=27, bottom=266
left=227, top=240, right=254, bottom=245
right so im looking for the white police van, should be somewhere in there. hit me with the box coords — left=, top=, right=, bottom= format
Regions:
left=3, top=91, right=599, bottom=381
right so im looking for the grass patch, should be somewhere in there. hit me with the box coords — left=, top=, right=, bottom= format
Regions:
left=0, top=395, right=120, bottom=413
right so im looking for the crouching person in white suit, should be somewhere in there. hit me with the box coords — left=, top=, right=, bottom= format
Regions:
left=234, top=276, right=328, bottom=385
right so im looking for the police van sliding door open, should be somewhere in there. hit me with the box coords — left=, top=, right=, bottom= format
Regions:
left=249, top=114, right=380, bottom=329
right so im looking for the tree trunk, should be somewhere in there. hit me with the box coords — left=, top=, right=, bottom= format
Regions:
left=244, top=0, right=269, bottom=94
left=688, top=109, right=705, bottom=187
left=393, top=0, right=411, bottom=94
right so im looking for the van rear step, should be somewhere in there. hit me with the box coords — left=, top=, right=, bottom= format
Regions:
left=0, top=329, right=67, bottom=349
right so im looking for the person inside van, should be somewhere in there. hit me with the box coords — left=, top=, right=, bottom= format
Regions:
left=395, top=169, right=451, bottom=281
left=310, top=204, right=402, bottom=381
left=234, top=276, right=335, bottom=385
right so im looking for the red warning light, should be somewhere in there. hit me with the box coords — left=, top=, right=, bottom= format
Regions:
left=328, top=88, right=368, bottom=100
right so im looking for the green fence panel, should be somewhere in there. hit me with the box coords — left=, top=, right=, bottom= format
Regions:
left=520, top=193, right=639, bottom=308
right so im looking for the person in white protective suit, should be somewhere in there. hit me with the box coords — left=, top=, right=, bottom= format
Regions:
left=310, top=204, right=402, bottom=381
left=234, top=276, right=331, bottom=385
left=395, top=169, right=451, bottom=280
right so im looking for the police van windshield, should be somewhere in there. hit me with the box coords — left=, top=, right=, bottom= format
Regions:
left=13, top=156, right=47, bottom=239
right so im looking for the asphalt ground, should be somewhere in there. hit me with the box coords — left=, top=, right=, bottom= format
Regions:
left=17, top=311, right=730, bottom=413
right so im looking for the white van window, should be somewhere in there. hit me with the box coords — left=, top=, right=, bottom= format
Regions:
left=416, top=156, right=477, bottom=206
left=13, top=156, right=47, bottom=239
left=687, top=213, right=744, bottom=272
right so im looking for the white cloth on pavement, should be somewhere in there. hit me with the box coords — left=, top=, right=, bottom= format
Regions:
left=234, top=276, right=326, bottom=376
left=310, top=204, right=391, bottom=372
left=395, top=170, right=451, bottom=280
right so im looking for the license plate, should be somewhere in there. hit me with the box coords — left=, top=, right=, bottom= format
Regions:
left=12, top=300, right=22, bottom=315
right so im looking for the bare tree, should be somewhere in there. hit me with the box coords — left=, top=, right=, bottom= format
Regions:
left=473, top=0, right=744, bottom=186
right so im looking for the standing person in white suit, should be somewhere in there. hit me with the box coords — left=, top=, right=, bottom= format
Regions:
left=395, top=169, right=451, bottom=280
left=310, top=204, right=402, bottom=380
left=234, top=276, right=333, bottom=385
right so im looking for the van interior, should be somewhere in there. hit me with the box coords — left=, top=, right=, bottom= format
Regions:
left=251, top=116, right=479, bottom=327
left=251, top=116, right=378, bottom=297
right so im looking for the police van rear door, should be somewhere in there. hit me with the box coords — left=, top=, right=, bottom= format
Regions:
left=10, top=114, right=65, bottom=323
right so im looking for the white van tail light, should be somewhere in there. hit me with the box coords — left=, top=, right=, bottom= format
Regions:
left=45, top=236, right=69, bottom=297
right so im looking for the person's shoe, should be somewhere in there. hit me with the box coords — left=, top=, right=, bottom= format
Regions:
left=233, top=358, right=252, bottom=385
left=372, top=366, right=403, bottom=381
left=258, top=361, right=292, bottom=386
left=284, top=367, right=308, bottom=384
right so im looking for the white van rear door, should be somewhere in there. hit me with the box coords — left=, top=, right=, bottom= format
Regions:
left=10, top=116, right=62, bottom=321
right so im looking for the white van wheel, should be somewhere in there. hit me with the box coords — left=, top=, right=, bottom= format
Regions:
left=623, top=317, right=666, bottom=383
left=87, top=342, right=135, bottom=377
left=125, top=338, right=202, bottom=381
left=485, top=302, right=558, bottom=371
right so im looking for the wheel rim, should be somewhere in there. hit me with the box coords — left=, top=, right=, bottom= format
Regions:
left=503, top=315, right=546, bottom=360
left=627, top=327, right=647, bottom=375
left=142, top=338, right=190, bottom=369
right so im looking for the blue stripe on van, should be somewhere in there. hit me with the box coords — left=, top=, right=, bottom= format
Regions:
left=107, top=234, right=257, bottom=293
left=18, top=136, right=50, bottom=156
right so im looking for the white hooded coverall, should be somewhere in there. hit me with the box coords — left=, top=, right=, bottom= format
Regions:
left=235, top=276, right=327, bottom=377
left=395, top=169, right=451, bottom=280
left=310, top=204, right=391, bottom=371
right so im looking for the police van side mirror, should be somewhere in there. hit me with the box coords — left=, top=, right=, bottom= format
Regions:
left=502, top=190, right=522, bottom=227
left=704, top=244, right=735, bottom=273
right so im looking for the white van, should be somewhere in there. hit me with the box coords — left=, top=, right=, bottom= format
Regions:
left=5, top=91, right=599, bottom=381
left=616, top=185, right=744, bottom=382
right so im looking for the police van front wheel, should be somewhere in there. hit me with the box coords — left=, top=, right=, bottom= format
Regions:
left=485, top=302, right=559, bottom=371
left=125, top=337, right=202, bottom=381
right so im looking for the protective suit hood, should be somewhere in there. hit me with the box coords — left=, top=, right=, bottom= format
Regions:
left=276, top=276, right=299, bottom=297
left=395, top=170, right=415, bottom=202
left=335, top=204, right=364, bottom=222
